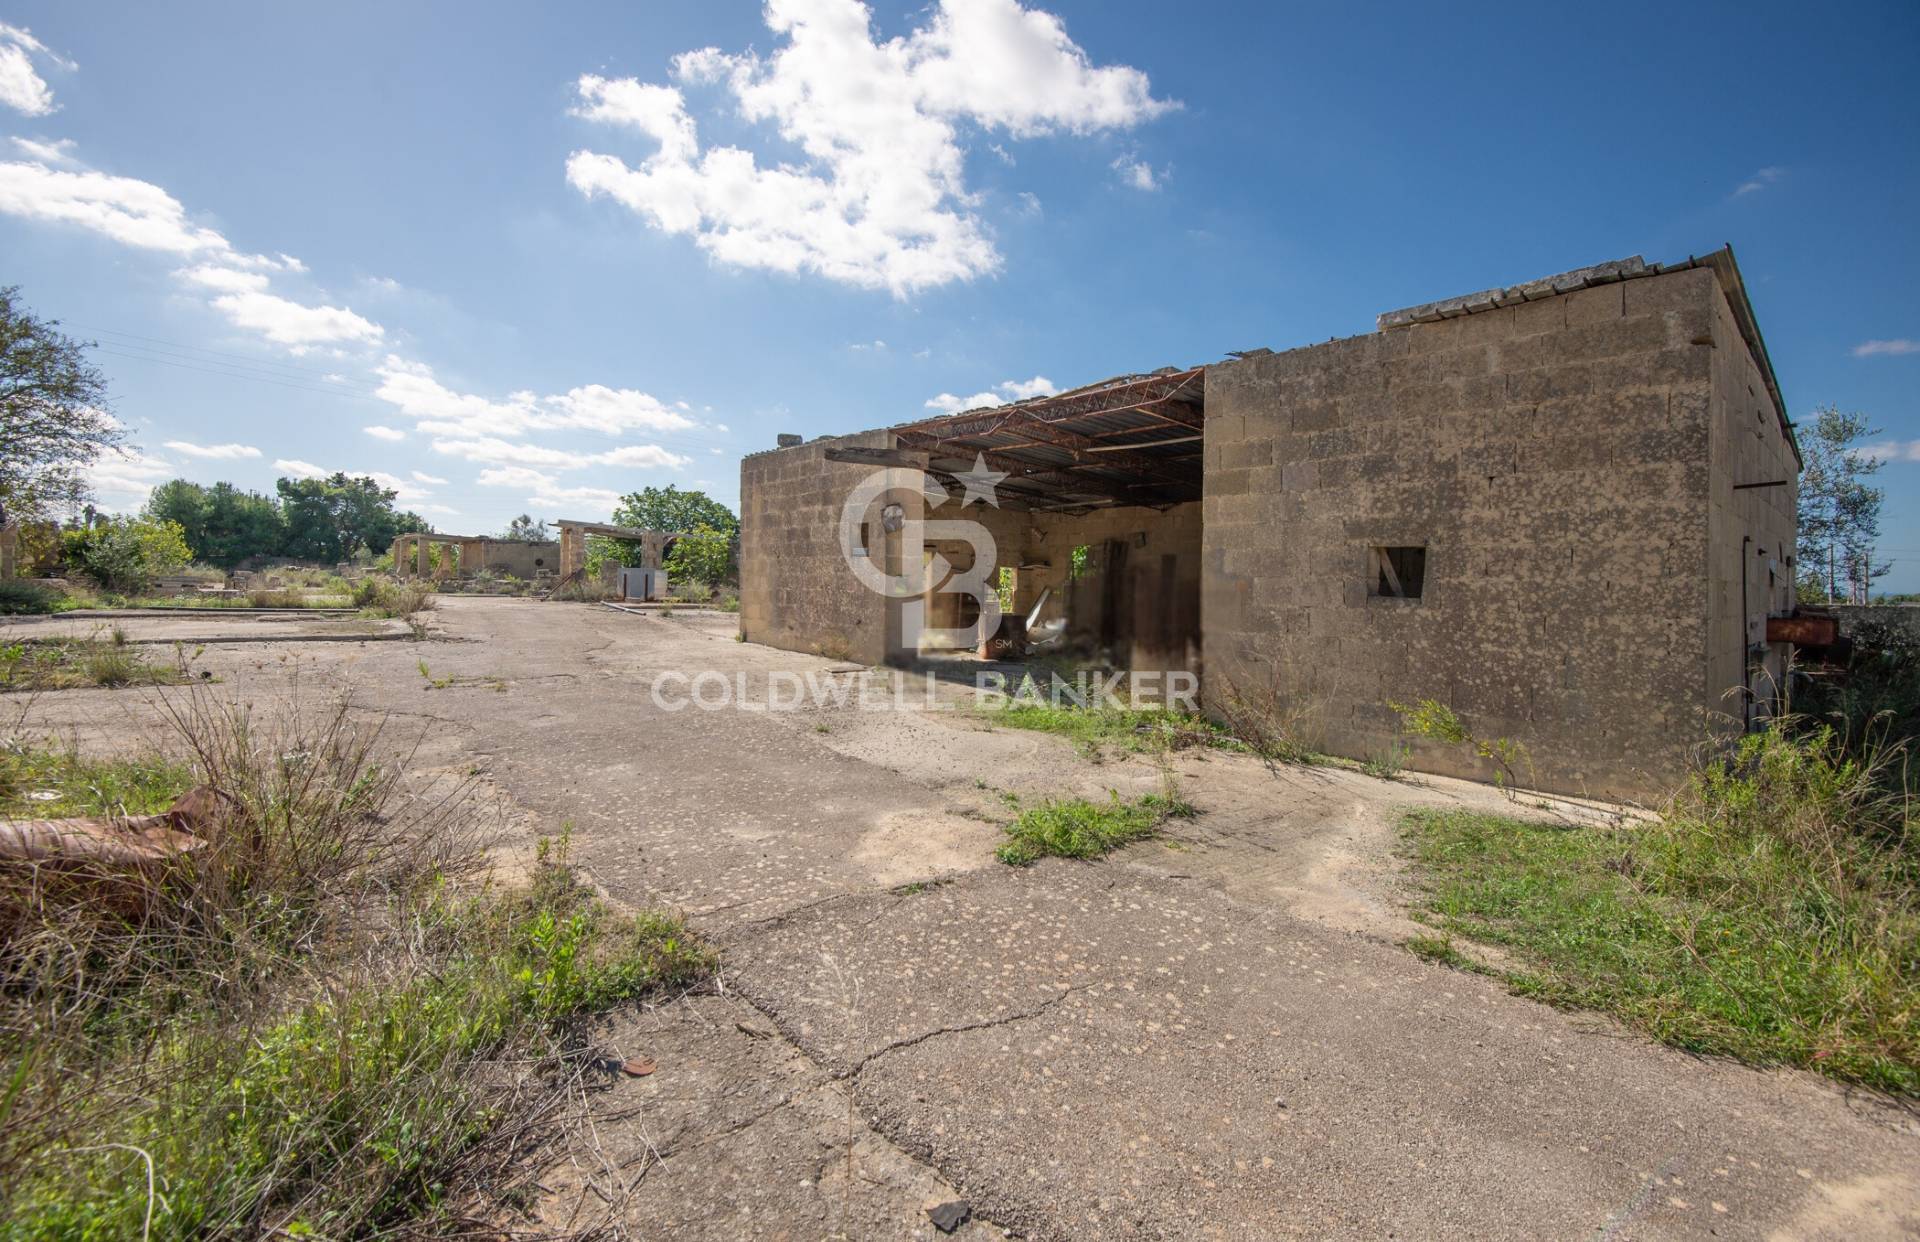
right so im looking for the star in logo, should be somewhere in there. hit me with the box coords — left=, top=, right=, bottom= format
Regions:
left=952, top=452, right=1008, bottom=508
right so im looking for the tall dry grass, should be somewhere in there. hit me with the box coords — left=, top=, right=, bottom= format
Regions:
left=0, top=695, right=710, bottom=1238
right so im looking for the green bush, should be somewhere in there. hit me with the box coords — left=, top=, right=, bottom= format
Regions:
left=0, top=580, right=54, bottom=615
left=63, top=516, right=192, bottom=594
left=665, top=523, right=735, bottom=586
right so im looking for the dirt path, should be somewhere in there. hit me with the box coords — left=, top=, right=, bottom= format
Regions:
left=11, top=597, right=1919, bottom=1240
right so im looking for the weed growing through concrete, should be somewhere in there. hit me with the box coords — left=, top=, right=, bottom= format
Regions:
left=0, top=635, right=195, bottom=692
left=1402, top=722, right=1918, bottom=1094
left=353, top=578, right=436, bottom=619
left=996, top=784, right=1197, bottom=865
left=984, top=702, right=1239, bottom=760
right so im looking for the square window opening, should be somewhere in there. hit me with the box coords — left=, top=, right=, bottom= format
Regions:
left=1371, top=545, right=1426, bottom=600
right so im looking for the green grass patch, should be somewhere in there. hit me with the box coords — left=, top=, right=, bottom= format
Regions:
left=984, top=702, right=1240, bottom=759
left=1402, top=725, right=1918, bottom=1094
left=0, top=635, right=200, bottom=692
left=0, top=744, right=191, bottom=819
left=997, top=788, right=1197, bottom=865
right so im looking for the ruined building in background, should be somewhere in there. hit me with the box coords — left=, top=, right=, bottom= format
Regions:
left=739, top=248, right=1801, bottom=802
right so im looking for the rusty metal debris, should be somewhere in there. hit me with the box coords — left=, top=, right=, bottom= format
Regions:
left=0, top=785, right=231, bottom=868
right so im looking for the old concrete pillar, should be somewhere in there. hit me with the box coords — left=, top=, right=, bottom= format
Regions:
left=416, top=537, right=431, bottom=578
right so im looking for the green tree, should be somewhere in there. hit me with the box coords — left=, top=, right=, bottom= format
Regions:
left=146, top=479, right=287, bottom=569
left=1797, top=405, right=1889, bottom=602
left=276, top=473, right=428, bottom=563
left=499, top=513, right=551, bottom=542
left=597, top=485, right=738, bottom=572
left=610, top=486, right=737, bottom=537
left=664, top=523, right=736, bottom=587
left=1, top=286, right=123, bottom=528
left=65, top=515, right=192, bottom=593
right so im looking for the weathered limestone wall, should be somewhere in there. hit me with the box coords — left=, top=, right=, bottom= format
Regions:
left=477, top=541, right=558, bottom=578
left=1203, top=267, right=1728, bottom=802
left=1704, top=283, right=1799, bottom=730
left=739, top=432, right=896, bottom=664
left=389, top=535, right=558, bottom=580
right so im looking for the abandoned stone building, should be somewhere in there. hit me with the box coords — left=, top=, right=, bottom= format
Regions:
left=739, top=248, right=1801, bottom=801
left=390, top=521, right=680, bottom=597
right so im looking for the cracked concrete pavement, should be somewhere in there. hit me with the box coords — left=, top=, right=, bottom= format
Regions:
left=7, top=597, right=1919, bottom=1240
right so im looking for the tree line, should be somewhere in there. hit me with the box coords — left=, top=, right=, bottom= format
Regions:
left=145, top=476, right=431, bottom=569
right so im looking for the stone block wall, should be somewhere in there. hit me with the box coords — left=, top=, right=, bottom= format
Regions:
left=739, top=431, right=896, bottom=664
left=1202, top=267, right=1735, bottom=801
left=1705, top=282, right=1799, bottom=731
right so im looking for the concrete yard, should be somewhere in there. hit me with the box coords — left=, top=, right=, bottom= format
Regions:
left=7, top=597, right=1917, bottom=1240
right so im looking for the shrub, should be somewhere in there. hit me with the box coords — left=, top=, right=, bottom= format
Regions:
left=1795, top=620, right=1920, bottom=759
left=0, top=580, right=54, bottom=615
left=63, top=516, right=192, bottom=594
left=352, top=578, right=434, bottom=618
left=665, top=524, right=735, bottom=587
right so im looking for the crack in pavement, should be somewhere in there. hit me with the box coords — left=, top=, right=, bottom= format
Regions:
left=843, top=982, right=1096, bottom=1080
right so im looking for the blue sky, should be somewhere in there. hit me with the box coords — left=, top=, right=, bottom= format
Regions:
left=3, top=1, right=1917, bottom=586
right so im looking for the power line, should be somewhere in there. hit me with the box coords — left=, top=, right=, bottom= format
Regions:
left=71, top=322, right=383, bottom=389
left=90, top=346, right=385, bottom=402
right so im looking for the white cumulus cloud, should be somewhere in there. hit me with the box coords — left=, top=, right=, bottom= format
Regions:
left=363, top=425, right=407, bottom=441
left=163, top=440, right=262, bottom=460
left=1854, top=339, right=1919, bottom=358
left=0, top=22, right=71, bottom=117
left=477, top=466, right=556, bottom=489
left=924, top=374, right=1058, bottom=414
left=1111, top=154, right=1161, bottom=191
left=1862, top=440, right=1920, bottom=464
left=0, top=148, right=383, bottom=350
left=373, top=357, right=696, bottom=439
left=565, top=0, right=1174, bottom=296
left=528, top=484, right=623, bottom=514
left=87, top=447, right=174, bottom=502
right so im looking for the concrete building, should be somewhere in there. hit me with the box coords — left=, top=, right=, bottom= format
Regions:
left=739, top=249, right=1801, bottom=801
left=391, top=532, right=559, bottom=580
